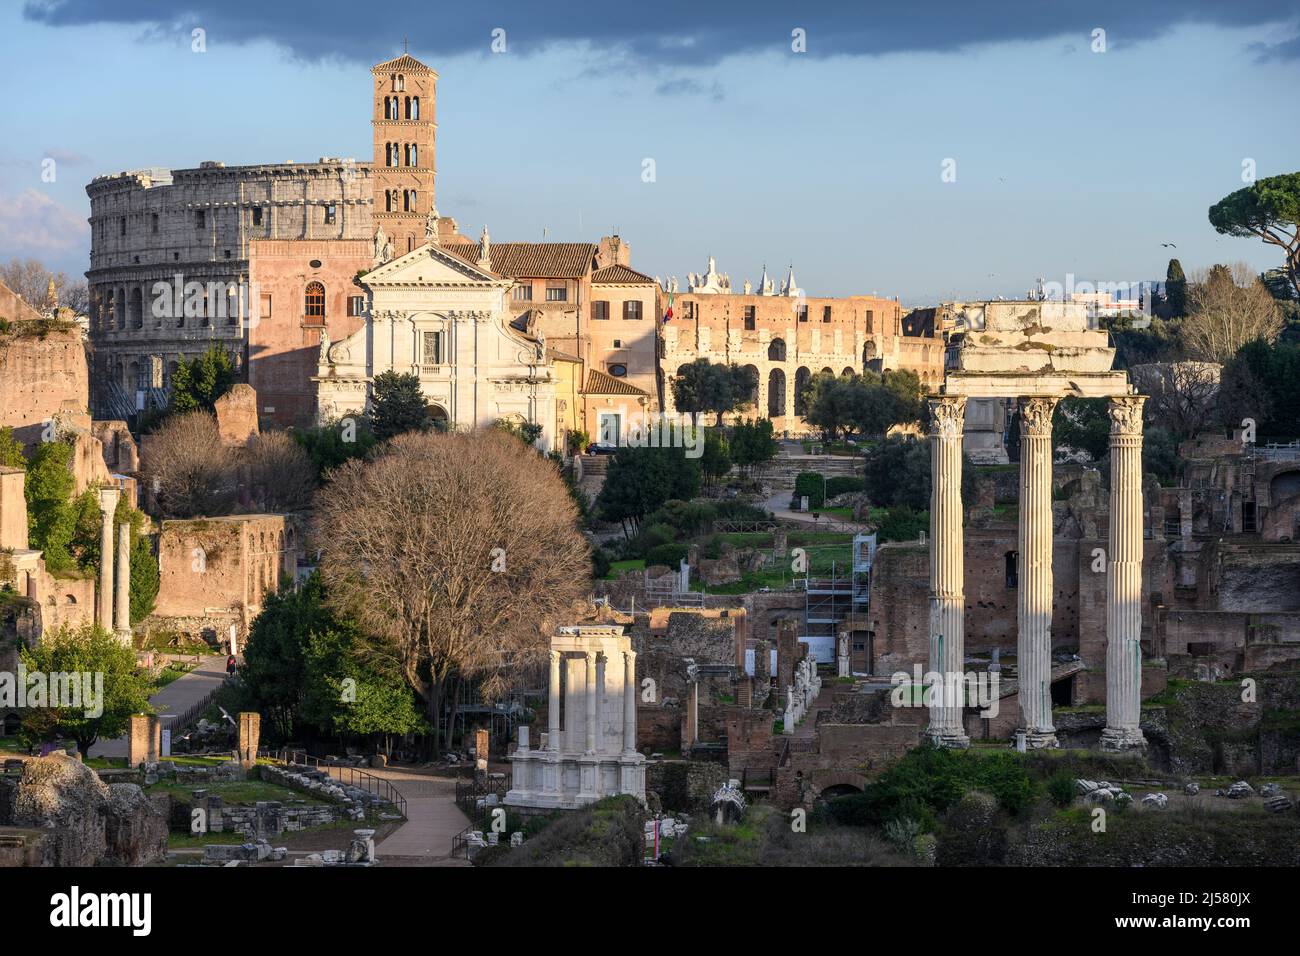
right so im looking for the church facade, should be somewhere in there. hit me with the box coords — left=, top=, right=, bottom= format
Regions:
left=313, top=236, right=562, bottom=449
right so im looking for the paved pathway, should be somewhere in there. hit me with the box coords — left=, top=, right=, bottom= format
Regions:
left=90, top=655, right=230, bottom=759
left=365, top=766, right=472, bottom=866
left=792, top=686, right=835, bottom=739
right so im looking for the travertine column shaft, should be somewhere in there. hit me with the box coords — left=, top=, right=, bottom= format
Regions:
left=623, top=650, right=637, bottom=754
left=925, top=396, right=969, bottom=748
left=1103, top=396, right=1148, bottom=750
left=96, top=487, right=120, bottom=630
left=1016, top=397, right=1059, bottom=748
left=114, top=519, right=131, bottom=641
left=547, top=650, right=561, bottom=751
left=584, top=651, right=597, bottom=754
left=594, top=654, right=606, bottom=752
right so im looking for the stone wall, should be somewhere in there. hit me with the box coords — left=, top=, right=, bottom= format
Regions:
left=0, top=320, right=89, bottom=452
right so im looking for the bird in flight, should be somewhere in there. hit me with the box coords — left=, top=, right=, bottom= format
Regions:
left=1161, top=242, right=1177, bottom=248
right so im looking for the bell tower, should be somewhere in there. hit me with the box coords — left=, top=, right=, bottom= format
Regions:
left=372, top=51, right=437, bottom=257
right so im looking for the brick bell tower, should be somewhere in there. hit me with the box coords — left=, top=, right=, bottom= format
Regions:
left=372, top=51, right=438, bottom=257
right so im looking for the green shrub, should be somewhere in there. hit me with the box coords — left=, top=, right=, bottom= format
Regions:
left=645, top=543, right=689, bottom=567
left=591, top=547, right=612, bottom=579
left=824, top=475, right=864, bottom=499
left=876, top=505, right=927, bottom=543
left=792, top=472, right=826, bottom=510
left=633, top=522, right=678, bottom=556
left=713, top=500, right=770, bottom=522
left=1047, top=771, right=1076, bottom=808
left=646, top=499, right=717, bottom=535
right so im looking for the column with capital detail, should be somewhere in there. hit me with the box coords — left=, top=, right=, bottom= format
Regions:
left=1016, top=397, right=1059, bottom=748
left=1102, top=396, right=1148, bottom=750
left=925, top=396, right=969, bottom=748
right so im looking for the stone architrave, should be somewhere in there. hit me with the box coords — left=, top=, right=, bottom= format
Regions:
left=925, top=396, right=969, bottom=748
left=96, top=487, right=120, bottom=630
left=1102, top=396, right=1148, bottom=751
left=1016, top=397, right=1059, bottom=748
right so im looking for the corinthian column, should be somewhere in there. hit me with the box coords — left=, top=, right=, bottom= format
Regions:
left=925, top=396, right=969, bottom=748
left=114, top=519, right=132, bottom=644
left=584, top=651, right=598, bottom=754
left=1102, top=395, right=1148, bottom=751
left=96, top=487, right=120, bottom=631
left=1016, top=397, right=1059, bottom=748
left=547, top=649, right=561, bottom=751
left=622, top=650, right=637, bottom=754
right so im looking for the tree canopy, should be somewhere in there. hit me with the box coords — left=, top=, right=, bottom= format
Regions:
left=671, top=360, right=758, bottom=426
left=1209, top=172, right=1300, bottom=301
left=369, top=370, right=436, bottom=441
left=597, top=444, right=702, bottom=535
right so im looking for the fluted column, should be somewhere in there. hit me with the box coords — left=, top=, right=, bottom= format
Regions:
left=113, top=519, right=131, bottom=644
left=96, top=487, right=120, bottom=630
left=1016, top=397, right=1059, bottom=748
left=584, top=651, right=597, bottom=754
left=623, top=650, right=637, bottom=754
left=547, top=649, right=561, bottom=751
left=594, top=653, right=606, bottom=753
left=1102, top=395, right=1148, bottom=750
left=925, top=396, right=969, bottom=748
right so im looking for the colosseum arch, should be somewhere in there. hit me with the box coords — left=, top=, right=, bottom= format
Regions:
left=768, top=338, right=786, bottom=362
left=768, top=368, right=786, bottom=416
left=794, top=366, right=811, bottom=416
left=742, top=364, right=760, bottom=406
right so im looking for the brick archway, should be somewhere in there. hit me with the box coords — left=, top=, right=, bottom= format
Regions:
left=809, top=770, right=868, bottom=796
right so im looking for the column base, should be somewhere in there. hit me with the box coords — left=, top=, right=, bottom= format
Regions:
left=924, top=728, right=970, bottom=749
left=1100, top=727, right=1147, bottom=751
left=1017, top=729, right=1059, bottom=750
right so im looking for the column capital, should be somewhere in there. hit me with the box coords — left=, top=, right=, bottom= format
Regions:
left=623, top=649, right=636, bottom=664
left=1108, top=395, right=1147, bottom=436
left=928, top=396, right=967, bottom=438
left=549, top=648, right=562, bottom=664
left=97, top=486, right=121, bottom=517
left=1019, top=396, right=1059, bottom=437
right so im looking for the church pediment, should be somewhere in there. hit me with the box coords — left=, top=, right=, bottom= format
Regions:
left=363, top=242, right=503, bottom=287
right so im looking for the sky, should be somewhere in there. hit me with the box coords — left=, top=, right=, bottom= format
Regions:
left=0, top=1, right=1297, bottom=304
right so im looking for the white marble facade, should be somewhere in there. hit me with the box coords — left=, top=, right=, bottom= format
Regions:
left=314, top=241, right=558, bottom=449
left=505, top=626, right=646, bottom=810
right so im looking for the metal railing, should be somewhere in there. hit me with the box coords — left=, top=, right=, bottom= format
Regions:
left=454, top=769, right=512, bottom=816
left=270, top=749, right=407, bottom=819
left=167, top=679, right=229, bottom=734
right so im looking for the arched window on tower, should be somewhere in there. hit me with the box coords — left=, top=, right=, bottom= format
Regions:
left=304, top=281, right=325, bottom=321
left=403, top=144, right=411, bottom=166
left=410, top=144, right=418, bottom=167
left=404, top=96, right=411, bottom=119
left=396, top=74, right=405, bottom=92
left=411, top=96, right=419, bottom=120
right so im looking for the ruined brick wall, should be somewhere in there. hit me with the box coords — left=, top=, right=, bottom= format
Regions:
left=0, top=323, right=89, bottom=451
left=154, top=515, right=290, bottom=628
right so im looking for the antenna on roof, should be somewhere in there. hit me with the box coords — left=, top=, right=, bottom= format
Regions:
left=403, top=36, right=408, bottom=54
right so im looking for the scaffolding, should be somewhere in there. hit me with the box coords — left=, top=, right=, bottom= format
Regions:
left=803, top=533, right=876, bottom=657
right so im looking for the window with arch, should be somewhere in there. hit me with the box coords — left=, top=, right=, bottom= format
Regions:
left=396, top=74, right=405, bottom=91
left=304, top=282, right=325, bottom=320
left=404, top=95, right=411, bottom=119
left=767, top=337, right=786, bottom=362
left=404, top=189, right=417, bottom=212
left=409, top=143, right=418, bottom=167
left=411, top=96, right=420, bottom=120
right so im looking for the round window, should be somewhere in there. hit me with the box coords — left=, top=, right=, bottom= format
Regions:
left=608, top=364, right=627, bottom=377
left=309, top=259, right=322, bottom=269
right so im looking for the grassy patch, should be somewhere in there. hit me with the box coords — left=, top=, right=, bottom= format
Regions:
left=147, top=778, right=326, bottom=805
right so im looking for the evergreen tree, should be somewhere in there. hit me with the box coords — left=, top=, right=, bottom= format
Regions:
left=1165, top=258, right=1187, bottom=318
left=369, top=371, right=433, bottom=441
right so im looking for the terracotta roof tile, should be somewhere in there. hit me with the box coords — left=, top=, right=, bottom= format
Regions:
left=584, top=369, right=649, bottom=396
left=592, top=264, right=655, bottom=284
left=372, top=54, right=432, bottom=73
left=443, top=242, right=597, bottom=279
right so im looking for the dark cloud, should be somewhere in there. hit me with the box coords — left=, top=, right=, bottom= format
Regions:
left=22, top=0, right=1300, bottom=64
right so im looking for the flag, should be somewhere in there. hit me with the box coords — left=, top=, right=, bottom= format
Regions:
left=663, top=290, right=673, bottom=322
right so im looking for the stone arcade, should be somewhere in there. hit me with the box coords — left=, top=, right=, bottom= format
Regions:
left=505, top=626, right=645, bottom=810
left=925, top=301, right=1147, bottom=751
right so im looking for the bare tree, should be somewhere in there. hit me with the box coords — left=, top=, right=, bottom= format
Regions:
left=0, top=257, right=88, bottom=314
left=242, top=430, right=315, bottom=514
left=1182, top=262, right=1282, bottom=363
left=313, top=429, right=591, bottom=746
left=140, top=411, right=236, bottom=518
left=1137, top=360, right=1222, bottom=438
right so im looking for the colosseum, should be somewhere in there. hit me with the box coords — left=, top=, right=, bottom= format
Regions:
left=659, top=257, right=946, bottom=434
left=84, top=158, right=374, bottom=418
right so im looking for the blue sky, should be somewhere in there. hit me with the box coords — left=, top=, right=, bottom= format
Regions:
left=1, top=1, right=1297, bottom=303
